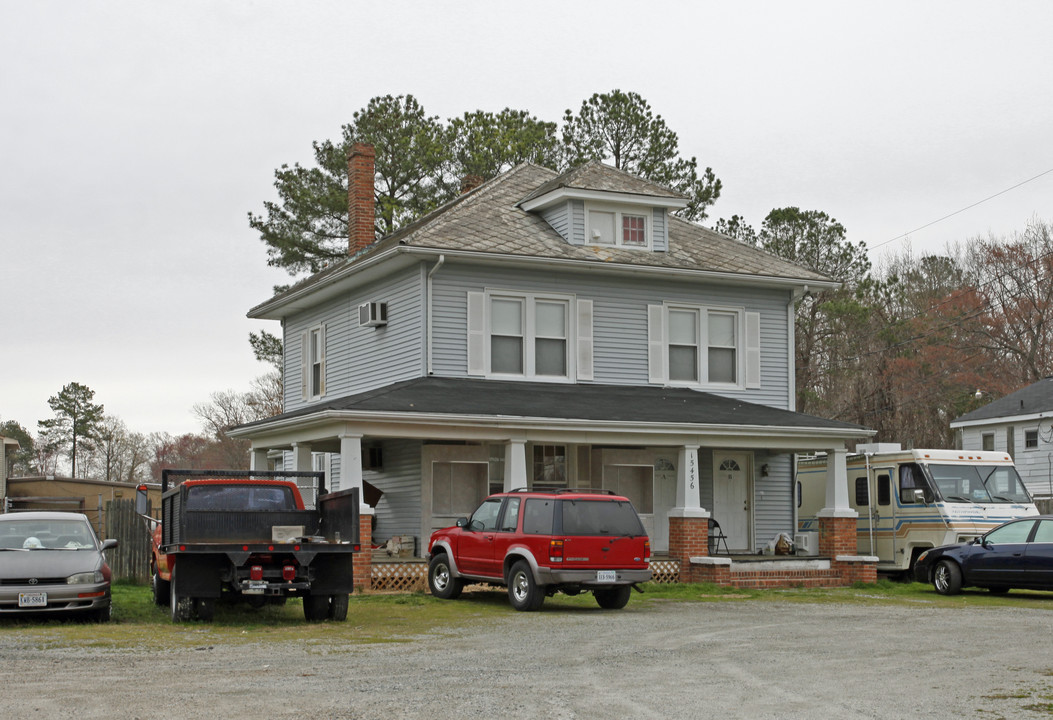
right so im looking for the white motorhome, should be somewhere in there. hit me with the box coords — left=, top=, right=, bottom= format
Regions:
left=796, top=444, right=1038, bottom=573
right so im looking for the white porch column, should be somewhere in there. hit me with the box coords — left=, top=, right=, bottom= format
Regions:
left=292, top=443, right=313, bottom=472
left=504, top=439, right=528, bottom=492
left=250, top=448, right=269, bottom=472
left=340, top=433, right=372, bottom=513
left=670, top=444, right=709, bottom=519
left=818, top=447, right=857, bottom=518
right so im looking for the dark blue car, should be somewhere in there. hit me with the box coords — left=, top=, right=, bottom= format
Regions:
left=914, top=515, right=1053, bottom=594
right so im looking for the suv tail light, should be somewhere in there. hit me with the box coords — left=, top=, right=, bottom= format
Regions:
left=250, top=565, right=263, bottom=581
left=549, top=539, right=564, bottom=563
left=644, top=539, right=651, bottom=559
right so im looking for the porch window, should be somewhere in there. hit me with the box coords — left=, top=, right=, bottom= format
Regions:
left=432, top=461, right=488, bottom=516
left=533, top=445, right=566, bottom=488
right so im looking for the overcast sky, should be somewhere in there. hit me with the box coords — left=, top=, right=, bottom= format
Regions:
left=3, top=1, right=1052, bottom=438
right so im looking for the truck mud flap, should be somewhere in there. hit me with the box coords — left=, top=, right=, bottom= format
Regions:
left=173, top=555, right=225, bottom=598
left=308, top=554, right=355, bottom=594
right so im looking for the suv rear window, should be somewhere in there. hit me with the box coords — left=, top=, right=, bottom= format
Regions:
left=560, top=499, right=645, bottom=536
left=523, top=498, right=555, bottom=535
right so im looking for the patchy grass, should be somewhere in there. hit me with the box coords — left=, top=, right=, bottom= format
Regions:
left=2, top=579, right=1051, bottom=651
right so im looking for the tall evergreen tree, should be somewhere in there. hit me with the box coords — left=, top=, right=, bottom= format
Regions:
left=37, top=382, right=104, bottom=477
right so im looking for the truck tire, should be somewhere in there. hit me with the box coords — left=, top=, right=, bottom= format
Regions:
left=169, top=567, right=193, bottom=622
left=328, top=593, right=349, bottom=621
left=195, top=597, right=215, bottom=622
left=152, top=570, right=170, bottom=607
left=507, top=560, right=544, bottom=612
left=594, top=586, right=632, bottom=610
left=428, top=553, right=464, bottom=600
left=303, top=594, right=329, bottom=622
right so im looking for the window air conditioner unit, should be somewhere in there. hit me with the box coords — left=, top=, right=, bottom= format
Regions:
left=358, top=301, right=388, bottom=327
left=794, top=532, right=818, bottom=556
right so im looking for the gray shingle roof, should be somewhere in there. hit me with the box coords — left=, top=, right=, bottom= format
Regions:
left=235, top=377, right=868, bottom=433
left=953, top=377, right=1053, bottom=424
left=253, top=161, right=834, bottom=315
left=521, top=160, right=685, bottom=202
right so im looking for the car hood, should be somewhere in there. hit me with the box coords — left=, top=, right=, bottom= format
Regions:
left=0, top=550, right=102, bottom=579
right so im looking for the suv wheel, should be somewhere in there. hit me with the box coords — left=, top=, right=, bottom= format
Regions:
left=428, top=553, right=464, bottom=600
left=507, top=560, right=544, bottom=611
left=594, top=586, right=631, bottom=610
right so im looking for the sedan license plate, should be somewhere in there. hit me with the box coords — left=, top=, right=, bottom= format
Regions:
left=596, top=570, right=617, bottom=583
left=19, top=592, right=47, bottom=608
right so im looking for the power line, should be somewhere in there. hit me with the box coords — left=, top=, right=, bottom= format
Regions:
left=871, top=167, right=1053, bottom=252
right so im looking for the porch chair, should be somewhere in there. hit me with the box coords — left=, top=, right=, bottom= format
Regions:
left=708, top=517, right=730, bottom=555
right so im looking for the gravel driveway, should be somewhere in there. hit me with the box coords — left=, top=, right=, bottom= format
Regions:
left=2, top=599, right=1052, bottom=719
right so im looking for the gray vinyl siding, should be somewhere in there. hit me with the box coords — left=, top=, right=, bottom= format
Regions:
left=540, top=201, right=573, bottom=244
left=753, top=452, right=793, bottom=544
left=570, top=200, right=585, bottom=244
left=652, top=208, right=668, bottom=252
left=283, top=266, right=424, bottom=413
left=363, top=439, right=424, bottom=549
left=430, top=263, right=793, bottom=409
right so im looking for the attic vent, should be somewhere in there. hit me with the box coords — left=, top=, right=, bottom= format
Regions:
left=359, top=301, right=388, bottom=327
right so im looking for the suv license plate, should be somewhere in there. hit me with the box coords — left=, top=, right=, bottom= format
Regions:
left=19, top=592, right=47, bottom=608
left=596, top=570, right=617, bottom=583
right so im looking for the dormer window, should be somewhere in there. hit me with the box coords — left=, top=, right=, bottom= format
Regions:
left=587, top=204, right=650, bottom=249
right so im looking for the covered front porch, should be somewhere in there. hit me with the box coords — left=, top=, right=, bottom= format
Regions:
left=229, top=378, right=875, bottom=590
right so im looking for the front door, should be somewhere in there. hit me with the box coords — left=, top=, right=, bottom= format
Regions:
left=713, top=453, right=751, bottom=552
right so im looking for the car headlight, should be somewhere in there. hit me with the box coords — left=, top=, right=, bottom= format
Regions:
left=68, top=571, right=105, bottom=585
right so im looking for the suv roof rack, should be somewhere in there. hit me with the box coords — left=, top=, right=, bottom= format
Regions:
left=503, top=488, right=617, bottom=496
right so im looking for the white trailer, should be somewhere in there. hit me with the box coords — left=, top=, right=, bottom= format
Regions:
left=796, top=444, right=1037, bottom=573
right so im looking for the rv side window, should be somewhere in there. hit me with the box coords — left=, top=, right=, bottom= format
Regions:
left=899, top=464, right=926, bottom=503
left=877, top=474, right=891, bottom=506
left=854, top=476, right=869, bottom=506
left=796, top=481, right=802, bottom=508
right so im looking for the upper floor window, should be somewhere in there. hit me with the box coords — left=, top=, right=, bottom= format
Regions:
left=300, top=323, right=326, bottom=400
left=1025, top=429, right=1038, bottom=449
left=587, top=204, right=650, bottom=249
left=666, top=306, right=739, bottom=385
left=489, top=293, right=569, bottom=379
left=981, top=433, right=994, bottom=451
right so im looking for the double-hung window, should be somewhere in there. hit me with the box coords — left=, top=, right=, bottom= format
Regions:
left=300, top=324, right=326, bottom=400
left=650, top=304, right=760, bottom=389
left=488, top=293, right=570, bottom=379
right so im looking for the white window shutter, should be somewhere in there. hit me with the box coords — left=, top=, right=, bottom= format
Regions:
left=745, top=312, right=761, bottom=389
left=318, top=323, right=327, bottom=396
left=300, top=330, right=309, bottom=401
left=576, top=299, right=593, bottom=381
left=647, top=304, right=667, bottom=384
left=466, top=291, right=486, bottom=376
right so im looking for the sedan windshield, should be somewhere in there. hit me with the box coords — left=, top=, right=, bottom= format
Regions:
left=0, top=519, right=97, bottom=550
left=925, top=464, right=1032, bottom=504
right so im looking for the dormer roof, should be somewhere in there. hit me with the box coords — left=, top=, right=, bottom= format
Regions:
left=519, top=160, right=688, bottom=212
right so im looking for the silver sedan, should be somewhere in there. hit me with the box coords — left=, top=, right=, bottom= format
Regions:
left=0, top=511, right=117, bottom=621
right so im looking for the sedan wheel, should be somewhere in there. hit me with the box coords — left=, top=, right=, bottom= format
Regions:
left=932, top=559, right=962, bottom=595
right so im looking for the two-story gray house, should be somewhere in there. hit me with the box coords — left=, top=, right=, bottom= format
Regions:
left=231, top=144, right=874, bottom=588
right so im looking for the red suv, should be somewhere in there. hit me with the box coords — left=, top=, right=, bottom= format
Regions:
left=427, top=489, right=651, bottom=611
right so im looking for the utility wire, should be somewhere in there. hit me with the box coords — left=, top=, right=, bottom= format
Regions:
left=871, top=167, right=1053, bottom=252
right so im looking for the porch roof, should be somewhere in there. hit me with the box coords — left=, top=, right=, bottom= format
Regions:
left=233, top=377, right=869, bottom=437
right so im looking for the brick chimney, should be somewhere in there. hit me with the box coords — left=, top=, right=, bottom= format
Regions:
left=347, top=143, right=376, bottom=255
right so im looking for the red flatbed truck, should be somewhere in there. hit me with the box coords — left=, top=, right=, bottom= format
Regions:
left=140, top=469, right=360, bottom=622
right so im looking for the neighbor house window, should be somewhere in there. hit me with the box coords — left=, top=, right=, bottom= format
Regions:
left=587, top=205, right=650, bottom=249
left=1025, top=429, right=1038, bottom=449
left=982, top=433, right=994, bottom=451
left=665, top=306, right=740, bottom=386
left=489, top=294, right=569, bottom=379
